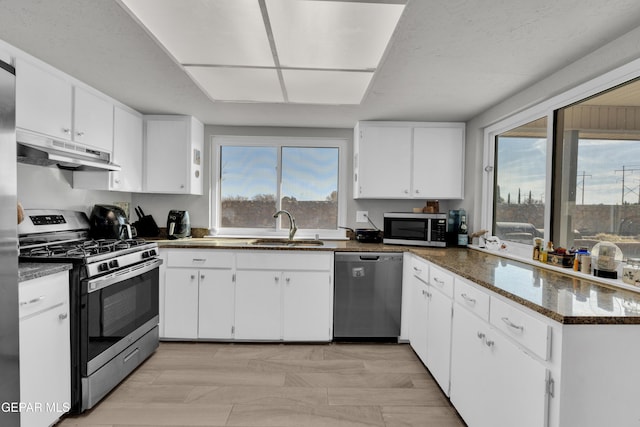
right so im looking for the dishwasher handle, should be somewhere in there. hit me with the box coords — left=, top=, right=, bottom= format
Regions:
left=359, top=255, right=380, bottom=261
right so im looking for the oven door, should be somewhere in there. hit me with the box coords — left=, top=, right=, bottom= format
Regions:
left=80, top=258, right=161, bottom=376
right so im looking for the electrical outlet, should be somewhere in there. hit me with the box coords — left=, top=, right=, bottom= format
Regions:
left=356, top=211, right=369, bottom=223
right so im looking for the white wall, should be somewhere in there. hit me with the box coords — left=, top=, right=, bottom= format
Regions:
left=17, top=163, right=130, bottom=216
left=461, top=25, right=640, bottom=233
left=131, top=124, right=457, bottom=231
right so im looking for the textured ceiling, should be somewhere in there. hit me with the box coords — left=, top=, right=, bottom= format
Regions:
left=2, top=0, right=640, bottom=128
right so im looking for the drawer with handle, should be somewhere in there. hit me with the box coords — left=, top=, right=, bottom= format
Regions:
left=19, top=271, right=69, bottom=319
left=454, top=277, right=490, bottom=321
left=429, top=264, right=454, bottom=297
left=490, top=296, right=551, bottom=360
left=167, top=250, right=234, bottom=268
left=410, top=256, right=430, bottom=284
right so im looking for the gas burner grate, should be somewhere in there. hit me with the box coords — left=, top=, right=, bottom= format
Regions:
left=21, top=238, right=150, bottom=258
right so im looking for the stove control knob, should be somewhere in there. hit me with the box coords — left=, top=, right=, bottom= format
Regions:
left=98, top=263, right=109, bottom=272
left=109, top=260, right=119, bottom=269
left=142, top=251, right=150, bottom=259
left=149, top=249, right=157, bottom=257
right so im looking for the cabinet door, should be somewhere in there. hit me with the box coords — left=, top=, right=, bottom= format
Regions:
left=356, top=126, right=412, bottom=198
left=163, top=269, right=199, bottom=339
left=73, top=87, right=114, bottom=152
left=282, top=271, right=332, bottom=341
left=408, top=277, right=429, bottom=364
left=487, top=329, right=549, bottom=427
left=144, top=118, right=189, bottom=193
left=19, top=273, right=70, bottom=427
left=234, top=270, right=281, bottom=340
left=15, top=58, right=73, bottom=140
left=111, top=106, right=143, bottom=192
left=450, top=304, right=491, bottom=427
left=425, top=286, right=453, bottom=395
left=198, top=269, right=235, bottom=339
left=413, top=126, right=464, bottom=199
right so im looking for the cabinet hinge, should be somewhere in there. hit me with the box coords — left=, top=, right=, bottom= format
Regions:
left=546, top=376, right=555, bottom=398
left=231, top=325, right=235, bottom=335
left=232, top=273, right=236, bottom=283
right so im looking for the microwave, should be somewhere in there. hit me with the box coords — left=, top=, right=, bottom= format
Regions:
left=383, top=212, right=448, bottom=247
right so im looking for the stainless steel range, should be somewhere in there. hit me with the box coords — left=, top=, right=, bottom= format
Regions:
left=18, top=209, right=161, bottom=413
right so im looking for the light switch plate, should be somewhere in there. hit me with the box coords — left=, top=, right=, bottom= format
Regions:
left=356, top=211, right=369, bottom=223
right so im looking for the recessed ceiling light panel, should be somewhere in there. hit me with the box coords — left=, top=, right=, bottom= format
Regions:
left=185, top=66, right=284, bottom=102
left=121, top=0, right=274, bottom=66
left=282, top=69, right=373, bottom=105
left=266, top=0, right=405, bottom=70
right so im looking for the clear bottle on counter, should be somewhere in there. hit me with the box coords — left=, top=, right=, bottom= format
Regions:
left=457, top=213, right=468, bottom=246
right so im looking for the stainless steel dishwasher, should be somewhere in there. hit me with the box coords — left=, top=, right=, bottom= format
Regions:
left=333, top=252, right=403, bottom=341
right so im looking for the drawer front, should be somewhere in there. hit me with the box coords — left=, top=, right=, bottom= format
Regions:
left=19, top=271, right=69, bottom=318
left=429, top=264, right=454, bottom=298
left=454, top=278, right=490, bottom=321
left=490, top=296, right=550, bottom=360
left=167, top=250, right=234, bottom=269
left=410, top=256, right=430, bottom=284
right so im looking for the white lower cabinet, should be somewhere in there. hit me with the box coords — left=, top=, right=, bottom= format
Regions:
left=406, top=254, right=453, bottom=395
left=450, top=300, right=548, bottom=427
left=19, top=270, right=71, bottom=427
left=162, top=250, right=235, bottom=340
left=160, top=249, right=333, bottom=342
left=235, top=251, right=333, bottom=341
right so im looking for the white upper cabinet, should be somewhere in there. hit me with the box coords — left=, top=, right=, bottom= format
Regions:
left=73, top=106, right=143, bottom=192
left=143, top=115, right=204, bottom=195
left=73, top=86, right=114, bottom=153
left=354, top=121, right=465, bottom=199
left=15, top=58, right=114, bottom=153
left=16, top=58, right=73, bottom=141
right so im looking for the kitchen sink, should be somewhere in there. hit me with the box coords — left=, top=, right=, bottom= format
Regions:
left=249, top=238, right=325, bottom=247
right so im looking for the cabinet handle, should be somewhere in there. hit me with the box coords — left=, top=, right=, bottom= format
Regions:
left=403, top=189, right=409, bottom=194
left=20, top=296, right=45, bottom=306
left=485, top=340, right=495, bottom=348
left=432, top=277, right=445, bottom=286
left=190, top=274, right=196, bottom=280
left=275, top=276, right=280, bottom=283
left=415, top=189, right=420, bottom=194
left=460, top=293, right=476, bottom=305
left=426, top=291, right=432, bottom=299
left=413, top=266, right=422, bottom=273
left=200, top=274, right=205, bottom=280
left=285, top=277, right=290, bottom=284
left=76, top=131, right=85, bottom=137
left=192, top=258, right=206, bottom=262
left=501, top=317, right=524, bottom=332
left=477, top=332, right=485, bottom=340
left=58, top=313, right=68, bottom=320
left=180, top=184, right=185, bottom=189
left=421, top=290, right=428, bottom=296
left=62, top=128, right=71, bottom=135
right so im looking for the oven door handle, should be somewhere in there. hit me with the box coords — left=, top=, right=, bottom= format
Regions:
left=86, top=258, right=163, bottom=293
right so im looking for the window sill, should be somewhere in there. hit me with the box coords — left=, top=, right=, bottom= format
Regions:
left=468, top=244, right=640, bottom=294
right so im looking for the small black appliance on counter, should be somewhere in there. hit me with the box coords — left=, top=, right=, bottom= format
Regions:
left=167, top=210, right=191, bottom=239
left=89, top=204, right=133, bottom=240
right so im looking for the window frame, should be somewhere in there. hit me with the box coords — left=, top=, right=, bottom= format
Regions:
left=210, top=135, right=348, bottom=239
left=481, top=56, right=640, bottom=258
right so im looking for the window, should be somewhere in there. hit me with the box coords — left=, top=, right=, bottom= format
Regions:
left=494, top=118, right=547, bottom=245
left=487, top=77, right=640, bottom=261
left=213, top=136, right=347, bottom=238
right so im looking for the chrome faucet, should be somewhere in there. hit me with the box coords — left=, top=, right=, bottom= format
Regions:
left=273, top=210, right=297, bottom=240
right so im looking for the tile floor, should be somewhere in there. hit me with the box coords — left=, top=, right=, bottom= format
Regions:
left=57, top=342, right=466, bottom=427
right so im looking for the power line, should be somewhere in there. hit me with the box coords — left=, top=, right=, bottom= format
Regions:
left=615, top=165, right=640, bottom=204
left=577, top=170, right=591, bottom=205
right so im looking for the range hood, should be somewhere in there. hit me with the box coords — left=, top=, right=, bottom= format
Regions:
left=16, top=130, right=121, bottom=172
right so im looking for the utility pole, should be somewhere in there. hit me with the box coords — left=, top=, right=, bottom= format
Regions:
left=577, top=170, right=591, bottom=204
left=615, top=165, right=640, bottom=204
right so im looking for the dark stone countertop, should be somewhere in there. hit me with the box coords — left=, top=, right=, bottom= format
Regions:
left=18, top=263, right=72, bottom=283
left=155, top=238, right=640, bottom=324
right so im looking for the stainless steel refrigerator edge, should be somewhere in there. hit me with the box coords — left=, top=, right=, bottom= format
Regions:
left=0, top=59, right=20, bottom=426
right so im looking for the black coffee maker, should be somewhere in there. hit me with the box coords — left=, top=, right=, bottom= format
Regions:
left=89, top=204, right=133, bottom=240
left=167, top=210, right=191, bottom=239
